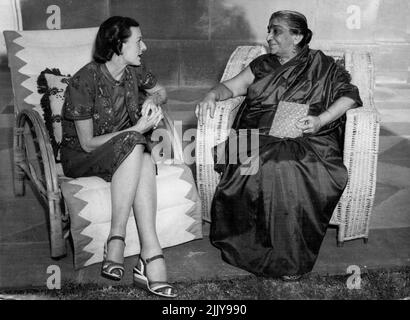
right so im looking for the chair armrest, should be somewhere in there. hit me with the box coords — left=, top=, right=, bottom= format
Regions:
left=344, top=106, right=380, bottom=163
left=196, top=96, right=245, bottom=221
left=204, top=96, right=245, bottom=143
left=330, top=106, right=380, bottom=234
left=195, top=45, right=267, bottom=220
left=345, top=51, right=376, bottom=112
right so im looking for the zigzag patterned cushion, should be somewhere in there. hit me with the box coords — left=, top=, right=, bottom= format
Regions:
left=61, top=161, right=202, bottom=269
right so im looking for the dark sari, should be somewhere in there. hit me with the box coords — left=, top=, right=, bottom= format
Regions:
left=210, top=46, right=362, bottom=277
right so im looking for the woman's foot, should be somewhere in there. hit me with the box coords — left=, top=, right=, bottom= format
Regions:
left=133, top=251, right=177, bottom=298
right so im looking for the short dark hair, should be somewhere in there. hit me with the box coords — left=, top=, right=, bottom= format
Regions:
left=93, top=16, right=140, bottom=63
left=269, top=10, right=313, bottom=49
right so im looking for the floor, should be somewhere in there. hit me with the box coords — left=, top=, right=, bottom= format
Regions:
left=0, top=67, right=409, bottom=290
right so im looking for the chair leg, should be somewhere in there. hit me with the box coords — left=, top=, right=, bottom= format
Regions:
left=13, top=167, right=25, bottom=196
left=50, top=226, right=67, bottom=258
left=13, top=148, right=26, bottom=196
left=336, top=224, right=345, bottom=247
left=363, top=238, right=368, bottom=244
left=49, top=200, right=67, bottom=258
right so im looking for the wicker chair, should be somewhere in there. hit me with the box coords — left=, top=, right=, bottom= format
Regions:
left=196, top=46, right=380, bottom=246
left=4, top=28, right=201, bottom=264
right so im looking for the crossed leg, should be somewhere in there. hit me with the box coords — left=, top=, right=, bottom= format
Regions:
left=106, top=144, right=166, bottom=281
left=107, top=144, right=144, bottom=263
left=132, top=153, right=167, bottom=283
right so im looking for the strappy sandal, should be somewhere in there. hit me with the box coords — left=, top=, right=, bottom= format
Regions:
left=133, top=254, right=177, bottom=298
left=101, top=235, right=126, bottom=281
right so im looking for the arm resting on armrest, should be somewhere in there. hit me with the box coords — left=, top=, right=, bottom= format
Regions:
left=196, top=66, right=255, bottom=125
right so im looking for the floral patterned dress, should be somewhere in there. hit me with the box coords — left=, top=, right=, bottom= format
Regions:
left=61, top=61, right=157, bottom=181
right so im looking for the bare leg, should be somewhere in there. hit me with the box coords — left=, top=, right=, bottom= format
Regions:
left=133, top=153, right=167, bottom=282
left=106, top=144, right=145, bottom=263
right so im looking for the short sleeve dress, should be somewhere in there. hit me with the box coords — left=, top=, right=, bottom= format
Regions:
left=60, top=61, right=157, bottom=182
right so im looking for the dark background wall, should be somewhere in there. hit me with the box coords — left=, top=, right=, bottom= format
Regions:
left=12, top=0, right=410, bottom=87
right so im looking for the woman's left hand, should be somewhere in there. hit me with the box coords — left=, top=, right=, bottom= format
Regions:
left=140, top=98, right=163, bottom=129
left=296, top=116, right=322, bottom=134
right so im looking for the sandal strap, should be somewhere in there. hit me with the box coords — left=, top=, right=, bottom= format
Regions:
left=149, top=282, right=175, bottom=292
left=145, top=254, right=164, bottom=264
left=102, top=261, right=124, bottom=272
left=149, top=281, right=173, bottom=286
left=107, top=235, right=126, bottom=246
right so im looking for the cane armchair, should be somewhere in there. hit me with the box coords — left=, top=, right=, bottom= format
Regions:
left=196, top=45, right=380, bottom=246
left=4, top=28, right=202, bottom=268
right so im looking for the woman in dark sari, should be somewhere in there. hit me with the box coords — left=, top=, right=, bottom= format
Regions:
left=196, top=10, right=362, bottom=280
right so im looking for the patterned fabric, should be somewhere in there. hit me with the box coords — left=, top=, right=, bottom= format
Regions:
left=61, top=61, right=157, bottom=181
left=62, top=131, right=148, bottom=182
left=62, top=61, right=156, bottom=150
left=61, top=161, right=203, bottom=269
left=37, top=69, right=71, bottom=162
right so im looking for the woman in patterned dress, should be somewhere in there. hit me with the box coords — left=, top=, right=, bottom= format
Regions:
left=61, top=16, right=176, bottom=297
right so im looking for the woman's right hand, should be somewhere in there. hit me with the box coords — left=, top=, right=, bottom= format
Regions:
left=196, top=92, right=217, bottom=125
left=131, top=108, right=163, bottom=134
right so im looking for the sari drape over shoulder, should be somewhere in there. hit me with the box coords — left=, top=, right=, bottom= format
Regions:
left=210, top=47, right=362, bottom=277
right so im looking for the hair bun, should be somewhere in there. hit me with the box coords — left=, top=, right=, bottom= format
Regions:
left=305, top=28, right=313, bottom=44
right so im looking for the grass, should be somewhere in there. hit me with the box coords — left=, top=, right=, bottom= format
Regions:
left=0, top=267, right=409, bottom=300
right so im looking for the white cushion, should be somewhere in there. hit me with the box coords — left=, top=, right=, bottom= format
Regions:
left=61, top=162, right=202, bottom=268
